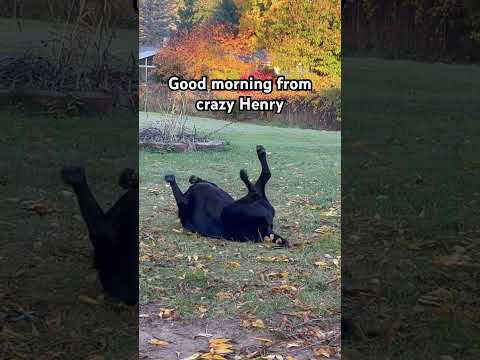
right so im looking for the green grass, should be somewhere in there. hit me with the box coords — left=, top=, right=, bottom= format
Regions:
left=342, top=57, right=480, bottom=359
left=139, top=113, right=341, bottom=327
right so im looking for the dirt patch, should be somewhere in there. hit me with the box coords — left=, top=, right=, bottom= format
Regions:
left=140, top=303, right=341, bottom=360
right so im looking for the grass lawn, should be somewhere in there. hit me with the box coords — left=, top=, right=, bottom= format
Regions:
left=342, top=58, right=480, bottom=359
left=1, top=110, right=137, bottom=359
left=139, top=113, right=341, bottom=358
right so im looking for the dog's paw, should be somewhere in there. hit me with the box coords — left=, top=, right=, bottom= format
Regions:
left=61, top=166, right=86, bottom=185
left=164, top=174, right=176, bottom=183
left=256, top=144, right=266, bottom=155
left=240, top=169, right=249, bottom=182
left=119, top=168, right=138, bottom=189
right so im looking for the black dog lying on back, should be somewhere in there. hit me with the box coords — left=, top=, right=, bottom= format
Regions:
left=165, top=145, right=288, bottom=247
left=62, top=166, right=139, bottom=305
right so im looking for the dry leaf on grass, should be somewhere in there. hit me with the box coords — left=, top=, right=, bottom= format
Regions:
left=216, top=291, right=233, bottom=300
left=78, top=295, right=102, bottom=305
left=24, top=200, right=56, bottom=216
left=314, top=260, right=330, bottom=268
left=320, top=207, right=339, bottom=217
left=228, top=261, right=241, bottom=268
left=418, top=288, right=454, bottom=307
left=314, top=225, right=333, bottom=235
left=433, top=254, right=472, bottom=266
left=271, top=284, right=298, bottom=296
left=260, top=271, right=289, bottom=281
left=196, top=304, right=208, bottom=318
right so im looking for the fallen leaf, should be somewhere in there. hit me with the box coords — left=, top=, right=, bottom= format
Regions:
left=242, top=318, right=266, bottom=329
left=314, top=225, right=333, bottom=235
left=158, top=308, right=179, bottom=320
left=25, top=201, right=55, bottom=216
left=78, top=295, right=102, bottom=305
left=202, top=338, right=233, bottom=358
left=263, top=271, right=289, bottom=281
left=264, top=355, right=284, bottom=360
left=196, top=304, right=208, bottom=318
left=433, top=254, right=472, bottom=266
left=271, top=284, right=298, bottom=296
left=148, top=338, right=169, bottom=347
left=314, top=260, right=329, bottom=268
left=314, top=345, right=336, bottom=358
left=418, top=288, right=454, bottom=307
left=252, top=319, right=265, bottom=328
left=216, top=291, right=233, bottom=300
left=181, top=353, right=202, bottom=360
left=254, top=337, right=273, bottom=345
left=228, top=261, right=241, bottom=268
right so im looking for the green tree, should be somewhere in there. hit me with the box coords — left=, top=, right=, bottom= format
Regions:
left=139, top=0, right=176, bottom=45
left=212, top=0, right=239, bottom=29
left=177, top=0, right=198, bottom=32
left=196, top=0, right=219, bottom=22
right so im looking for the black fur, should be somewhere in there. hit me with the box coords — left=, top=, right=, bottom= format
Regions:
left=62, top=167, right=139, bottom=305
left=165, top=145, right=288, bottom=246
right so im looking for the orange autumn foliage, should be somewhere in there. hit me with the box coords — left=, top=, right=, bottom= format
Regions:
left=154, top=24, right=253, bottom=82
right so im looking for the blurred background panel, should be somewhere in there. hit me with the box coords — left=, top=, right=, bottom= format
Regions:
left=0, top=1, right=139, bottom=358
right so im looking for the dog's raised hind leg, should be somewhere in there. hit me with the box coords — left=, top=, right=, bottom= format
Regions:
left=165, top=175, right=188, bottom=207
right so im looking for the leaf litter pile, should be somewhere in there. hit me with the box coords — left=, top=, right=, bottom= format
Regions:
left=139, top=171, right=341, bottom=359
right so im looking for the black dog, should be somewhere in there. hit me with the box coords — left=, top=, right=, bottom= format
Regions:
left=62, top=166, right=139, bottom=305
left=165, top=145, right=288, bottom=246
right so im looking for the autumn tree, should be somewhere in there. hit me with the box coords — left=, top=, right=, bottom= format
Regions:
left=240, top=0, right=341, bottom=89
left=154, top=24, right=252, bottom=81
